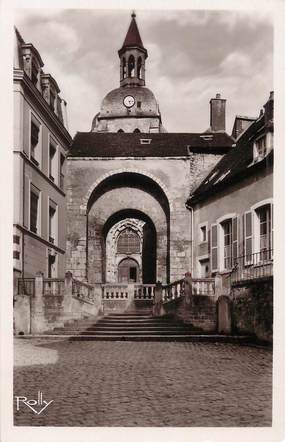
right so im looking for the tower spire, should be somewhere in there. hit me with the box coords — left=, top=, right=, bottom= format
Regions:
left=118, top=12, right=148, bottom=87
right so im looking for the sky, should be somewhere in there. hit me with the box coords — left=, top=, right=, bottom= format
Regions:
left=14, top=8, right=273, bottom=137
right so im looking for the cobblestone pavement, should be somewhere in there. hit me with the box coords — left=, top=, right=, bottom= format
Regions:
left=14, top=339, right=272, bottom=427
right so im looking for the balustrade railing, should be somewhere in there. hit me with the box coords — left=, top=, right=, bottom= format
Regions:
left=17, top=278, right=35, bottom=296
left=192, top=278, right=215, bottom=296
left=72, top=279, right=96, bottom=303
left=134, top=284, right=155, bottom=300
left=43, top=279, right=64, bottom=296
left=162, top=279, right=185, bottom=302
left=231, top=249, right=273, bottom=284
left=102, top=284, right=129, bottom=300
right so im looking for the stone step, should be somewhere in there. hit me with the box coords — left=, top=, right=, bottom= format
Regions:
left=53, top=326, right=195, bottom=333
left=16, top=334, right=254, bottom=344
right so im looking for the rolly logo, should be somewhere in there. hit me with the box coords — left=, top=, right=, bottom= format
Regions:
left=15, top=391, right=53, bottom=415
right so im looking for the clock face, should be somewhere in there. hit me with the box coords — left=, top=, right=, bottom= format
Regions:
left=123, top=95, right=135, bottom=108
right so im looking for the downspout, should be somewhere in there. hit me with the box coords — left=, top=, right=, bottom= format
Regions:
left=185, top=201, right=194, bottom=276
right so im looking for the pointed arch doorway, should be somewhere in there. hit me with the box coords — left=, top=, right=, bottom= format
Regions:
left=118, top=257, right=139, bottom=283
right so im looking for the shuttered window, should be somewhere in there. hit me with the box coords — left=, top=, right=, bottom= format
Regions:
left=30, top=190, right=39, bottom=234
left=244, top=211, right=253, bottom=264
left=232, top=216, right=238, bottom=265
left=30, top=116, right=41, bottom=166
left=211, top=224, right=218, bottom=272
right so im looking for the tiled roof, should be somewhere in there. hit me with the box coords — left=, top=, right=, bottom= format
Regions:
left=121, top=15, right=145, bottom=50
left=68, top=132, right=234, bottom=158
left=187, top=114, right=273, bottom=205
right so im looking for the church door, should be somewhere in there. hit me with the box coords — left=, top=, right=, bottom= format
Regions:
left=118, top=258, right=139, bottom=283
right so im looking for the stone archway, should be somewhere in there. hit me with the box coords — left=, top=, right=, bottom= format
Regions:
left=105, top=218, right=145, bottom=283
left=85, top=172, right=170, bottom=284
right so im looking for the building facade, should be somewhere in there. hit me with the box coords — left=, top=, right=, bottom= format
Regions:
left=13, top=28, right=72, bottom=290
left=187, top=92, right=273, bottom=280
left=66, top=14, right=233, bottom=286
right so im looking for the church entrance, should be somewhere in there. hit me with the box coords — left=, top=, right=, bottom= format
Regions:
left=118, top=258, right=139, bottom=283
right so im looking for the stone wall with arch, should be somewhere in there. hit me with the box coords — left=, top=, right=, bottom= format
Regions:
left=66, top=157, right=202, bottom=282
left=105, top=218, right=145, bottom=283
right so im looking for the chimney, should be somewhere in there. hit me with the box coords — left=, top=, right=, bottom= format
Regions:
left=210, top=93, right=226, bottom=132
left=263, top=90, right=274, bottom=124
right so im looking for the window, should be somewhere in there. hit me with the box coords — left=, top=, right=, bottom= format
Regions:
left=48, top=253, right=57, bottom=278
left=31, top=62, right=38, bottom=87
left=60, top=153, right=65, bottom=189
left=137, top=57, right=142, bottom=78
left=133, top=128, right=141, bottom=133
left=49, top=139, right=57, bottom=182
left=30, top=186, right=40, bottom=234
left=117, top=229, right=140, bottom=254
left=221, top=220, right=232, bottom=270
left=211, top=216, right=238, bottom=273
left=252, top=133, right=273, bottom=164
left=49, top=200, right=57, bottom=244
left=30, top=116, right=41, bottom=166
left=140, top=139, right=152, bottom=144
left=128, top=55, right=135, bottom=77
left=200, top=225, right=207, bottom=242
left=137, top=101, right=142, bottom=109
left=122, top=58, right=127, bottom=79
left=256, top=204, right=272, bottom=260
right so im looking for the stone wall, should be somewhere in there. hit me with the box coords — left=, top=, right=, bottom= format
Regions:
left=14, top=274, right=103, bottom=335
left=231, top=278, right=273, bottom=343
left=163, top=296, right=217, bottom=332
left=66, top=154, right=223, bottom=285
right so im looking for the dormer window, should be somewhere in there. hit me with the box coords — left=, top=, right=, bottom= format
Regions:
left=21, top=43, right=43, bottom=90
left=252, top=132, right=273, bottom=164
left=140, top=138, right=152, bottom=144
left=50, top=90, right=56, bottom=112
left=41, top=73, right=60, bottom=115
left=31, top=61, right=39, bottom=87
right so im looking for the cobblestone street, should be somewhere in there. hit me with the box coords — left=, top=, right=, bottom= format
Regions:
left=14, top=339, right=272, bottom=427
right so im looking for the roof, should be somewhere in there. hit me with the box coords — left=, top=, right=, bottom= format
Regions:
left=119, top=13, right=146, bottom=54
left=187, top=112, right=273, bottom=205
left=68, top=132, right=233, bottom=158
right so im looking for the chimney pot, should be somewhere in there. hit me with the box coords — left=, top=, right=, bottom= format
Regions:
left=210, top=94, right=226, bottom=132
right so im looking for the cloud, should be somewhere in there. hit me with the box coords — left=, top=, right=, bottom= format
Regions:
left=14, top=9, right=273, bottom=136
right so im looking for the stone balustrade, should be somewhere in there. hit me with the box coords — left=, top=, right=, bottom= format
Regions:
left=102, top=284, right=129, bottom=300
left=134, top=284, right=155, bottom=300
left=43, top=278, right=64, bottom=296
left=162, top=279, right=185, bottom=303
left=72, top=278, right=96, bottom=304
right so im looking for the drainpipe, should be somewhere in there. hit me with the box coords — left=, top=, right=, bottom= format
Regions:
left=185, top=201, right=194, bottom=276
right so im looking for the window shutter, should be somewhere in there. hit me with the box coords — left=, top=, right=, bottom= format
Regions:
left=211, top=224, right=218, bottom=272
left=232, top=216, right=238, bottom=266
left=244, top=211, right=253, bottom=264
left=270, top=203, right=273, bottom=258
left=24, top=175, right=30, bottom=228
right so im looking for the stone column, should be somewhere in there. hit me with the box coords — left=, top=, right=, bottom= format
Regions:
left=31, top=272, right=46, bottom=334
left=153, top=281, right=165, bottom=317
left=63, top=271, right=73, bottom=318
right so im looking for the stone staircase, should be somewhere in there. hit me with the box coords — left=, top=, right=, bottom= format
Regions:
left=48, top=311, right=219, bottom=341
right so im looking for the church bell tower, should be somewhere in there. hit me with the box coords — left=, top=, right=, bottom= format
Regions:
left=118, top=12, right=148, bottom=88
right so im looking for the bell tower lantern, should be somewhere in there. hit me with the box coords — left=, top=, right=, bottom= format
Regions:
left=118, top=12, right=148, bottom=88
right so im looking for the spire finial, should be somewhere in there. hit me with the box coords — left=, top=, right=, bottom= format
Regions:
left=131, top=11, right=136, bottom=19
